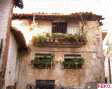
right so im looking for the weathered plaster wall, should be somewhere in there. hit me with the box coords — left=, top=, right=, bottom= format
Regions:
left=0, top=0, right=13, bottom=68
left=0, top=1, right=13, bottom=88
left=67, top=21, right=79, bottom=34
left=15, top=21, right=105, bottom=89
left=5, top=33, right=18, bottom=89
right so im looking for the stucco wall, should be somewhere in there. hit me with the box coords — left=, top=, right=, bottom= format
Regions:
left=15, top=20, right=105, bottom=89
left=5, top=33, right=18, bottom=88
left=0, top=0, right=13, bottom=70
left=0, top=1, right=13, bottom=88
left=67, top=21, right=79, bottom=34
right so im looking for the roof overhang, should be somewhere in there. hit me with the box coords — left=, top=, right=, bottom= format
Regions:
left=12, top=12, right=104, bottom=23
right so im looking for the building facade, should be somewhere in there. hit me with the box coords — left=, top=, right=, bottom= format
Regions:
left=11, top=13, right=105, bottom=89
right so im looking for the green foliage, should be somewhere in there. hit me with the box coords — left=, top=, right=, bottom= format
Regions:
left=62, top=57, right=84, bottom=69
left=32, top=35, right=47, bottom=47
left=32, top=55, right=53, bottom=69
left=37, top=35, right=47, bottom=43
left=32, top=33, right=87, bottom=47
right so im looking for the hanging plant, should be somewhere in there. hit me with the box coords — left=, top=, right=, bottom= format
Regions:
left=32, top=33, right=87, bottom=47
left=62, top=57, right=84, bottom=69
left=32, top=54, right=54, bottom=69
left=32, top=35, right=47, bottom=47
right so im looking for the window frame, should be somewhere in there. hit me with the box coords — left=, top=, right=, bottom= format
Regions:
left=32, top=53, right=54, bottom=69
left=63, top=54, right=84, bottom=69
left=52, top=22, right=67, bottom=33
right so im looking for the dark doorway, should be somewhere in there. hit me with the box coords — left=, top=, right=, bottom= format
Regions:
left=36, top=80, right=55, bottom=89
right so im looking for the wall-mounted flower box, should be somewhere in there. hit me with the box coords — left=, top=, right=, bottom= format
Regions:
left=62, top=57, right=84, bottom=69
left=32, top=54, right=53, bottom=69
left=32, top=33, right=87, bottom=48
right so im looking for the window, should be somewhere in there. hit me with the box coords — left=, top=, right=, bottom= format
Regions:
left=52, top=22, right=67, bottom=33
left=32, top=53, right=53, bottom=69
left=63, top=54, right=84, bottom=69
left=36, top=80, right=55, bottom=89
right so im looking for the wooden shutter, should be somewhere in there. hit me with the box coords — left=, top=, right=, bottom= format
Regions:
left=52, top=22, right=67, bottom=33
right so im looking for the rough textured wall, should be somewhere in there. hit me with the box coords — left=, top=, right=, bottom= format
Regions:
left=5, top=33, right=18, bottom=89
left=83, top=21, right=105, bottom=84
left=0, top=0, right=13, bottom=89
left=15, top=21, right=104, bottom=89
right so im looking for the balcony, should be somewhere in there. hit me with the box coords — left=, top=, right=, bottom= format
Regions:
left=32, top=33, right=87, bottom=48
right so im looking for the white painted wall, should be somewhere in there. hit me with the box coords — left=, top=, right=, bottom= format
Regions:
left=32, top=20, right=52, bottom=35
left=67, top=22, right=80, bottom=34
left=5, top=33, right=18, bottom=88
